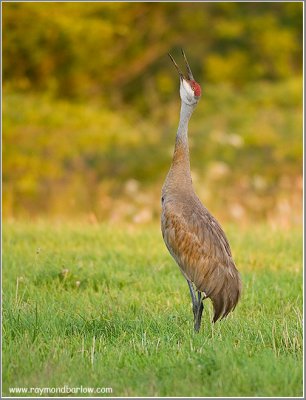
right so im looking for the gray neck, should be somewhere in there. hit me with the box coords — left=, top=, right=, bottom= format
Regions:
left=164, top=101, right=197, bottom=192
left=175, top=102, right=196, bottom=147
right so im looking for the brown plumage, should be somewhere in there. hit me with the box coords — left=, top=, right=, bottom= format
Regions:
left=161, top=50, right=241, bottom=331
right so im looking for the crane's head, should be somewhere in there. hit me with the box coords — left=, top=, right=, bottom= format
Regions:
left=168, top=49, right=202, bottom=106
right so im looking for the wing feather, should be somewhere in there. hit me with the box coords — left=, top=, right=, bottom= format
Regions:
left=161, top=196, right=241, bottom=322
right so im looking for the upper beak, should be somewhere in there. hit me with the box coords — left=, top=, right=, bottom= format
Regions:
left=168, top=48, right=195, bottom=81
left=181, top=48, right=195, bottom=81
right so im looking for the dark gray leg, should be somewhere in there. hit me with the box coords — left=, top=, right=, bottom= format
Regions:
left=187, top=280, right=197, bottom=310
left=187, top=280, right=204, bottom=332
left=194, top=291, right=204, bottom=333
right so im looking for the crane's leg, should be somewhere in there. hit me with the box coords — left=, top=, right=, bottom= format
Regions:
left=187, top=280, right=204, bottom=332
left=194, top=291, right=204, bottom=333
left=187, top=280, right=197, bottom=309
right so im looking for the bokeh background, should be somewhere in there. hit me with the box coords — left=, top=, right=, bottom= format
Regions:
left=3, top=2, right=303, bottom=227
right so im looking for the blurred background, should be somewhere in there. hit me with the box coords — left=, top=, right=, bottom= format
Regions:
left=3, top=2, right=303, bottom=227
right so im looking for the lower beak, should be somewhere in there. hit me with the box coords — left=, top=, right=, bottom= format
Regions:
left=168, top=53, right=184, bottom=80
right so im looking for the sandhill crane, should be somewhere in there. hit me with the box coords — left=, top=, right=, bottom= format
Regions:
left=161, top=50, right=241, bottom=332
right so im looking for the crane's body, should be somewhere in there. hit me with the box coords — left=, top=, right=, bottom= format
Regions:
left=161, top=50, right=241, bottom=332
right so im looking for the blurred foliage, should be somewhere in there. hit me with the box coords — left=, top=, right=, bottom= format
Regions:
left=3, top=3, right=302, bottom=99
left=2, top=2, right=303, bottom=224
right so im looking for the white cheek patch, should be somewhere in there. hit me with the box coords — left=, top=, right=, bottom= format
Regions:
left=180, top=80, right=194, bottom=103
left=182, top=80, right=194, bottom=95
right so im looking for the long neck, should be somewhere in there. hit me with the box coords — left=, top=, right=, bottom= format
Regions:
left=166, top=102, right=196, bottom=190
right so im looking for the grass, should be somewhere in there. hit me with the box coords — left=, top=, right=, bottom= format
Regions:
left=2, top=220, right=303, bottom=397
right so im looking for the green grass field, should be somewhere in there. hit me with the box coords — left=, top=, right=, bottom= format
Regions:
left=2, top=220, right=303, bottom=397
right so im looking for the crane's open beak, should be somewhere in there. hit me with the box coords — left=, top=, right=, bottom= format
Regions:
left=168, top=48, right=195, bottom=81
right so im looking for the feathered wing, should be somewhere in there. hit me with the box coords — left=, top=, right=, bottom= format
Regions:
left=162, top=197, right=241, bottom=322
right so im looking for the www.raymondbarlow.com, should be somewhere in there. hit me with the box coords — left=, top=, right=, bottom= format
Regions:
left=9, top=386, right=113, bottom=395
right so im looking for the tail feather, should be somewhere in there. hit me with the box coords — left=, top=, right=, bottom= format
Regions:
left=212, top=292, right=225, bottom=323
left=210, top=264, right=241, bottom=323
